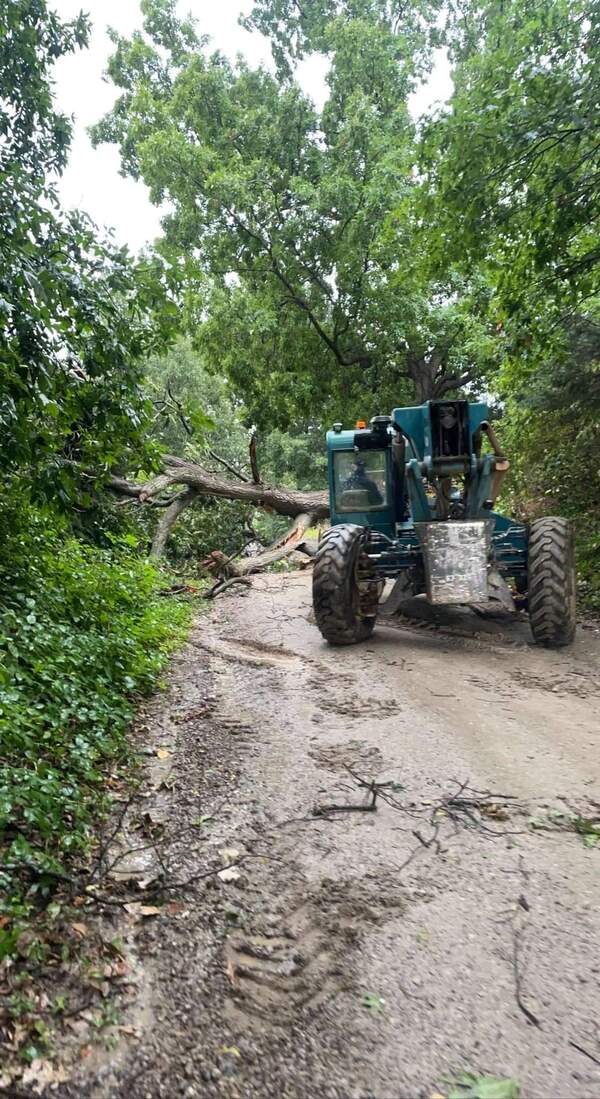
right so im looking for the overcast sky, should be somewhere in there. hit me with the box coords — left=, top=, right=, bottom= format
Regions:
left=52, top=0, right=452, bottom=252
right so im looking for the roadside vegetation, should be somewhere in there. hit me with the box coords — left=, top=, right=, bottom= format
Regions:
left=0, top=0, right=193, bottom=991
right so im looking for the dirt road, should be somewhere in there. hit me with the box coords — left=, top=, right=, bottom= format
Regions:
left=70, top=573, right=600, bottom=1099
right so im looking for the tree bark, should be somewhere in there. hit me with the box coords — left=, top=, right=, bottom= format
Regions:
left=407, top=351, right=474, bottom=403
left=150, top=487, right=199, bottom=558
left=108, top=454, right=330, bottom=562
left=109, top=455, right=329, bottom=520
left=203, top=512, right=319, bottom=591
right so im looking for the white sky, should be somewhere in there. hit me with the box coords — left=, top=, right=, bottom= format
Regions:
left=52, top=0, right=452, bottom=252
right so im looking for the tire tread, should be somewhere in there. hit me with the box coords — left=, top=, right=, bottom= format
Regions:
left=312, top=524, right=375, bottom=645
left=528, top=517, right=576, bottom=647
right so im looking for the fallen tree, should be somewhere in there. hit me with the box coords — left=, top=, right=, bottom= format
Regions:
left=109, top=450, right=330, bottom=572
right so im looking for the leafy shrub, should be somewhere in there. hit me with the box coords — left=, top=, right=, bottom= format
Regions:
left=0, top=496, right=191, bottom=956
left=498, top=402, right=600, bottom=612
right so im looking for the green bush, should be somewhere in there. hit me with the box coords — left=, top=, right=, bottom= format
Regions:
left=498, top=403, right=600, bottom=613
left=0, top=498, right=191, bottom=956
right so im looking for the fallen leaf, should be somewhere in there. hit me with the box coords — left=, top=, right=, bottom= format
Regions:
left=71, top=923, right=88, bottom=938
left=218, top=867, right=241, bottom=883
left=447, top=1073, right=520, bottom=1099
left=22, top=1060, right=68, bottom=1092
left=155, top=748, right=171, bottom=760
left=111, top=959, right=130, bottom=978
left=220, top=847, right=241, bottom=865
left=221, top=1045, right=241, bottom=1058
left=224, top=958, right=237, bottom=987
left=139, top=905, right=162, bottom=917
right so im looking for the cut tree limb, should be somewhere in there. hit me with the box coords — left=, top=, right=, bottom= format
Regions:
left=203, top=511, right=319, bottom=592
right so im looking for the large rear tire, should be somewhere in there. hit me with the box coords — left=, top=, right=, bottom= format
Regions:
left=312, top=524, right=376, bottom=645
left=528, top=517, right=576, bottom=647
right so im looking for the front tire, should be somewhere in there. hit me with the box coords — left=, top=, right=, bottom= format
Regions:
left=312, top=524, right=376, bottom=645
left=528, top=517, right=576, bottom=647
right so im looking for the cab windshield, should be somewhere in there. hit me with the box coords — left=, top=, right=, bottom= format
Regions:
left=334, top=450, right=388, bottom=512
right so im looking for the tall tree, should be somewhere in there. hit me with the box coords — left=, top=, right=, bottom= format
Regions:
left=0, top=0, right=174, bottom=504
left=93, top=0, right=499, bottom=425
left=422, top=0, right=600, bottom=351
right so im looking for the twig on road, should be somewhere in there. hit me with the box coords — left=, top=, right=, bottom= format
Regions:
left=511, top=922, right=541, bottom=1027
left=568, top=1039, right=600, bottom=1067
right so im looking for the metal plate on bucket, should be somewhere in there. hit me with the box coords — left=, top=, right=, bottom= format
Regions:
left=416, top=521, right=491, bottom=605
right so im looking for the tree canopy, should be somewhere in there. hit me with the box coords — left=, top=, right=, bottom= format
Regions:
left=422, top=0, right=600, bottom=354
left=92, top=0, right=500, bottom=425
left=0, top=0, right=175, bottom=503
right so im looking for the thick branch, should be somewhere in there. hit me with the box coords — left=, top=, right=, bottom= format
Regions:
left=150, top=487, right=199, bottom=559
left=205, top=512, right=319, bottom=583
left=108, top=456, right=329, bottom=560
left=224, top=204, right=370, bottom=368
left=110, top=455, right=329, bottom=521
left=433, top=370, right=474, bottom=397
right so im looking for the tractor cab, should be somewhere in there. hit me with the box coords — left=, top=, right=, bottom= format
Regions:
left=314, top=399, right=576, bottom=648
left=328, top=416, right=395, bottom=538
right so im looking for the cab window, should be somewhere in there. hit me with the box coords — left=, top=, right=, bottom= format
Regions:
left=334, top=451, right=388, bottom=512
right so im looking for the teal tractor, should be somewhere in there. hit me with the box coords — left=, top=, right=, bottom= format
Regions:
left=312, top=399, right=576, bottom=647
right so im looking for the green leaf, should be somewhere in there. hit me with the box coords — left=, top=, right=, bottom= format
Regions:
left=448, top=1073, right=520, bottom=1099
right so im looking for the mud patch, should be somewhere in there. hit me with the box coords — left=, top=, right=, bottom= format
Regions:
left=307, top=670, right=398, bottom=719
left=512, top=667, right=600, bottom=699
left=224, top=875, right=405, bottom=1027
left=220, top=636, right=304, bottom=663
left=384, top=606, right=531, bottom=651
left=190, top=635, right=302, bottom=669
left=319, top=695, right=398, bottom=719
left=310, top=740, right=384, bottom=777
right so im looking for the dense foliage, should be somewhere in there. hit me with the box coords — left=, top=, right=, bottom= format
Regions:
left=141, top=340, right=328, bottom=561
left=0, top=497, right=189, bottom=961
left=92, top=0, right=500, bottom=424
left=424, top=0, right=600, bottom=344
left=0, top=3, right=176, bottom=504
left=0, top=0, right=188, bottom=977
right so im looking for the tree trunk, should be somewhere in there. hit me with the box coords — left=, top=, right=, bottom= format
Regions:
left=406, top=349, right=474, bottom=403
left=109, top=454, right=330, bottom=563
left=150, top=487, right=199, bottom=558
